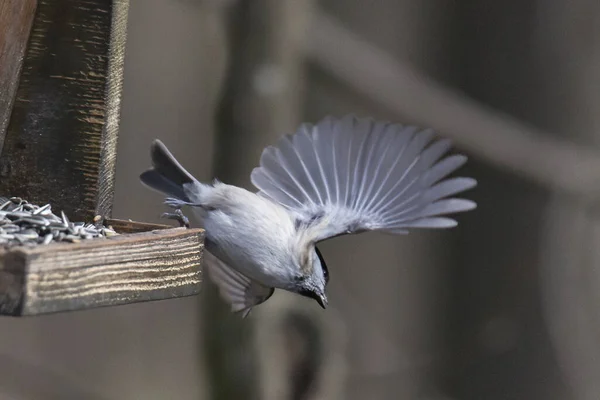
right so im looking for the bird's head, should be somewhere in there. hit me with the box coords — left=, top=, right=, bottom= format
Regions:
left=293, top=245, right=329, bottom=309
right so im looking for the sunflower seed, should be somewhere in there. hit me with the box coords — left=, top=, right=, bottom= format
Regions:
left=0, top=197, right=119, bottom=249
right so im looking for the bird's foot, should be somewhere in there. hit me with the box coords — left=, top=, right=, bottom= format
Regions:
left=164, top=197, right=188, bottom=209
left=161, top=208, right=190, bottom=228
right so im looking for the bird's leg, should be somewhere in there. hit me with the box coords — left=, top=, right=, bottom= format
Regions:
left=161, top=208, right=190, bottom=228
left=164, top=197, right=189, bottom=209
left=161, top=198, right=191, bottom=228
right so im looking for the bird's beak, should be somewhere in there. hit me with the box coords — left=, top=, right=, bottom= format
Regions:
left=317, top=293, right=328, bottom=309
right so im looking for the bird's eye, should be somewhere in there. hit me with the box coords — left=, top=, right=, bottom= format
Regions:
left=315, top=246, right=329, bottom=284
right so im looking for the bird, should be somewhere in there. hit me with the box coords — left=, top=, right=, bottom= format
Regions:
left=140, top=115, right=477, bottom=317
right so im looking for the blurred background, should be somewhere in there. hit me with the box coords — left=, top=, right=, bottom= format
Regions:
left=2, top=0, right=600, bottom=399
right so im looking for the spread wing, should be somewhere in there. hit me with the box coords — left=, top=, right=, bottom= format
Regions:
left=250, top=115, right=477, bottom=242
left=204, top=251, right=274, bottom=318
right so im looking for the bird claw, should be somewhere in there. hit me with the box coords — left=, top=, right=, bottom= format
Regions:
left=164, top=197, right=188, bottom=209
left=161, top=208, right=190, bottom=228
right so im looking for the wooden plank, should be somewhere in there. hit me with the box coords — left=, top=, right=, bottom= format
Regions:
left=0, top=224, right=204, bottom=316
left=0, top=0, right=37, bottom=150
left=0, top=0, right=129, bottom=222
left=105, top=218, right=173, bottom=233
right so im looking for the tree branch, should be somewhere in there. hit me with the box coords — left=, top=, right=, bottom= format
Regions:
left=307, top=12, right=600, bottom=199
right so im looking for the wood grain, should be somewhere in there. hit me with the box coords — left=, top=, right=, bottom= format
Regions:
left=0, top=0, right=129, bottom=222
left=0, top=0, right=37, bottom=151
left=105, top=218, right=173, bottom=234
left=0, top=223, right=204, bottom=316
left=95, top=0, right=129, bottom=218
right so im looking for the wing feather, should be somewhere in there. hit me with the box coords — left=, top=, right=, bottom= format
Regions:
left=204, top=251, right=274, bottom=317
left=251, top=115, right=477, bottom=242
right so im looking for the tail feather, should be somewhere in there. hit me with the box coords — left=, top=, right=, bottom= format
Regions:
left=140, top=140, right=197, bottom=202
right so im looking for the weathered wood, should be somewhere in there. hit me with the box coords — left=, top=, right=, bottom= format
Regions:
left=0, top=223, right=204, bottom=316
left=0, top=0, right=37, bottom=149
left=0, top=0, right=129, bottom=222
left=105, top=218, right=172, bottom=233
left=95, top=0, right=128, bottom=219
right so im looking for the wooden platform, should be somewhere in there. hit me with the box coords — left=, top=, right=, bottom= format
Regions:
left=0, top=219, right=204, bottom=316
left=0, top=0, right=206, bottom=316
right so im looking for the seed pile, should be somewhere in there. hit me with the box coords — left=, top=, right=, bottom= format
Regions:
left=0, top=197, right=118, bottom=249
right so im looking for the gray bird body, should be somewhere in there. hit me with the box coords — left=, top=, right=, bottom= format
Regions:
left=189, top=182, right=304, bottom=289
left=140, top=115, right=477, bottom=316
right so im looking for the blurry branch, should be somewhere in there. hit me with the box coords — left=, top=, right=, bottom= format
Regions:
left=206, top=1, right=319, bottom=400
left=211, top=1, right=350, bottom=399
left=196, top=2, right=247, bottom=400
left=534, top=3, right=600, bottom=399
left=539, top=195, right=600, bottom=400
left=0, top=352, right=109, bottom=400
left=307, top=12, right=600, bottom=200
left=254, top=293, right=348, bottom=400
left=214, top=0, right=314, bottom=185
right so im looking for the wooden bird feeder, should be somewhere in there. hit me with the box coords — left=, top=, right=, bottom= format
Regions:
left=0, top=0, right=204, bottom=316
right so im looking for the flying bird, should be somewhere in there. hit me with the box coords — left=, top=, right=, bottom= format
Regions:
left=140, top=115, right=477, bottom=317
